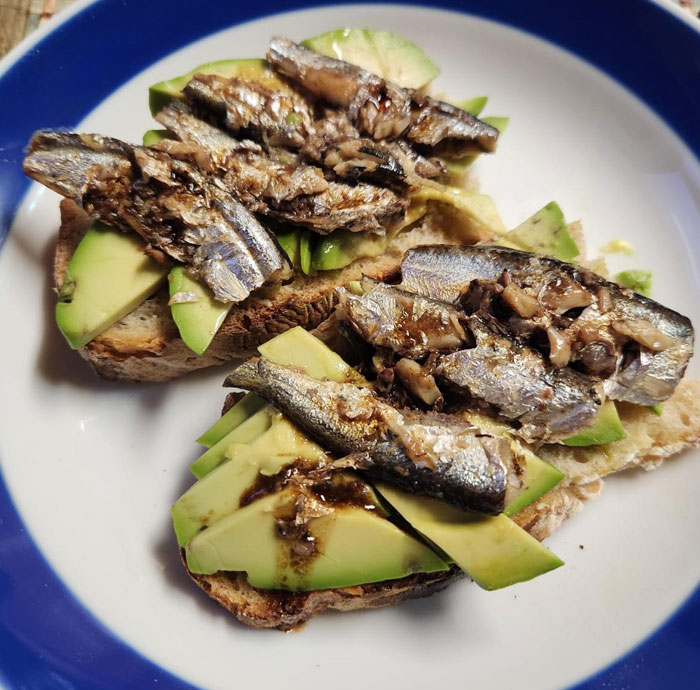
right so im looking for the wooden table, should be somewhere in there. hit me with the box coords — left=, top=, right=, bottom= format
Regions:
left=1, top=0, right=699, bottom=59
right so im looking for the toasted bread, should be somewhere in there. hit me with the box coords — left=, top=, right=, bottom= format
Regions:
left=179, top=379, right=700, bottom=630
left=54, top=200, right=489, bottom=382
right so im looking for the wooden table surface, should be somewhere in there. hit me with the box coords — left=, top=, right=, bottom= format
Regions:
left=1, top=0, right=699, bottom=59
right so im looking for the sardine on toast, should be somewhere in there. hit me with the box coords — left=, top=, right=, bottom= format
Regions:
left=225, top=357, right=517, bottom=514
left=23, top=130, right=291, bottom=303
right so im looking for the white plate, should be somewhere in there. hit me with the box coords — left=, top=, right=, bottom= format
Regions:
left=1, top=4, right=700, bottom=689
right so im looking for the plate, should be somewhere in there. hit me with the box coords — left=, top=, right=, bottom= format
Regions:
left=1, top=1, right=700, bottom=688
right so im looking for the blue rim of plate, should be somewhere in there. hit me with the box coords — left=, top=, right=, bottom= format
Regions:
left=1, top=0, right=699, bottom=687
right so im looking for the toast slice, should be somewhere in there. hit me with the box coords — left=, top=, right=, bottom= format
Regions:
left=54, top=200, right=488, bottom=382
left=180, top=379, right=700, bottom=630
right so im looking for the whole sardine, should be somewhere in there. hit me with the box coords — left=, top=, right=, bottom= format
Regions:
left=267, top=36, right=499, bottom=157
left=184, top=74, right=412, bottom=191
left=400, top=245, right=694, bottom=406
left=23, top=131, right=291, bottom=303
left=156, top=100, right=407, bottom=233
left=337, top=280, right=602, bottom=441
left=225, top=357, right=514, bottom=514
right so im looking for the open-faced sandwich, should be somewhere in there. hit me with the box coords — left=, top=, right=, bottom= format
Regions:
left=27, top=30, right=514, bottom=381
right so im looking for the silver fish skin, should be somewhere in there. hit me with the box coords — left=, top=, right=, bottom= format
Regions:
left=400, top=245, right=694, bottom=406
left=266, top=36, right=499, bottom=157
left=337, top=281, right=469, bottom=359
left=156, top=100, right=407, bottom=234
left=23, top=130, right=291, bottom=303
left=436, top=316, right=602, bottom=443
left=185, top=75, right=412, bottom=191
left=225, top=357, right=513, bottom=514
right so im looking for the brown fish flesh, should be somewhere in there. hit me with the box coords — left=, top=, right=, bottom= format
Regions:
left=267, top=36, right=499, bottom=157
left=225, top=357, right=516, bottom=514
left=336, top=280, right=602, bottom=442
left=156, top=99, right=407, bottom=233
left=23, top=130, right=291, bottom=302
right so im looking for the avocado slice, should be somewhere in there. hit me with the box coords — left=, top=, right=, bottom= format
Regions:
left=412, top=185, right=506, bottom=235
left=196, top=393, right=266, bottom=448
left=504, top=453, right=564, bottom=517
left=312, top=229, right=388, bottom=271
left=149, top=58, right=284, bottom=115
left=185, top=487, right=449, bottom=589
left=142, top=129, right=172, bottom=147
left=56, top=223, right=168, bottom=349
left=168, top=266, right=232, bottom=356
left=275, top=228, right=301, bottom=268
left=615, top=269, right=652, bottom=297
left=375, top=484, right=563, bottom=590
left=452, top=96, right=488, bottom=116
left=175, top=414, right=328, bottom=545
left=498, top=202, right=579, bottom=262
left=257, top=326, right=361, bottom=383
left=563, top=400, right=626, bottom=447
left=302, top=29, right=439, bottom=89
left=190, top=407, right=275, bottom=479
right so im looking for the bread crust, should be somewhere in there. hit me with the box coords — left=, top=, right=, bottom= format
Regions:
left=55, top=200, right=481, bottom=382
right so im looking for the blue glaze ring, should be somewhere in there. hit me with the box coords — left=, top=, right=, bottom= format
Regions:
left=0, top=1, right=699, bottom=688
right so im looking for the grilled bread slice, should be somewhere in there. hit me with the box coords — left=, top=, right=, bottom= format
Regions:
left=180, top=379, right=700, bottom=630
left=54, top=200, right=489, bottom=382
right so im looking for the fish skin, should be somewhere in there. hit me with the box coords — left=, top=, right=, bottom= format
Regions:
left=436, top=316, right=602, bottom=443
left=266, top=36, right=499, bottom=157
left=156, top=100, right=407, bottom=233
left=400, top=245, right=694, bottom=406
left=225, top=357, right=512, bottom=514
left=338, top=282, right=469, bottom=359
left=23, top=130, right=291, bottom=303
left=184, top=74, right=412, bottom=191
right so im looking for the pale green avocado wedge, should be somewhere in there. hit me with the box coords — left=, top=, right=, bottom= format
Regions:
left=185, top=488, right=449, bottom=589
left=196, top=393, right=267, bottom=448
left=563, top=400, right=626, bottom=447
left=190, top=407, right=275, bottom=479
left=168, top=266, right=232, bottom=356
left=375, top=484, right=563, bottom=590
left=275, top=228, right=301, bottom=268
left=142, top=129, right=172, bottom=146
left=302, top=28, right=439, bottom=89
left=504, top=453, right=564, bottom=518
left=312, top=229, right=387, bottom=271
left=257, top=326, right=362, bottom=383
left=452, top=96, right=488, bottom=116
left=148, top=58, right=281, bottom=115
left=615, top=269, right=652, bottom=297
left=498, top=201, right=579, bottom=262
left=175, top=414, right=329, bottom=545
left=56, top=223, right=168, bottom=349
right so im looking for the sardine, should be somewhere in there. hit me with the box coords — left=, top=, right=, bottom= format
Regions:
left=337, top=280, right=601, bottom=441
left=156, top=100, right=407, bottom=233
left=400, top=245, right=694, bottom=406
left=184, top=75, right=412, bottom=191
left=267, top=36, right=499, bottom=157
left=337, top=280, right=470, bottom=359
left=23, top=130, right=291, bottom=303
left=225, top=357, right=514, bottom=514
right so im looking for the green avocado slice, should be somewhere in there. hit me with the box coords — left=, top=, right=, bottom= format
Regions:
left=190, top=407, right=275, bottom=480
left=142, top=129, right=172, bottom=147
left=376, top=484, right=563, bottom=590
left=148, top=58, right=282, bottom=115
left=196, top=393, right=267, bottom=448
left=168, top=266, right=232, bottom=356
left=499, top=201, right=579, bottom=262
left=615, top=269, right=652, bottom=297
left=563, top=400, right=626, bottom=447
left=56, top=223, right=168, bottom=349
left=302, top=28, right=439, bottom=89
left=185, top=488, right=449, bottom=590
